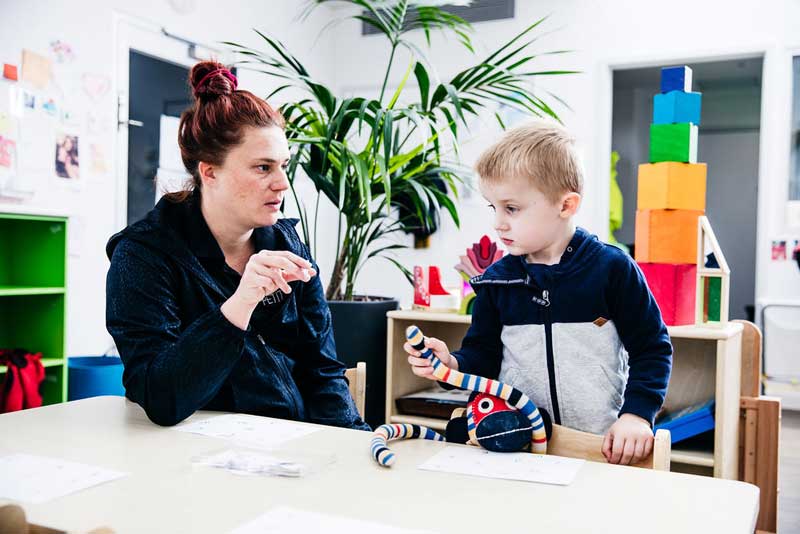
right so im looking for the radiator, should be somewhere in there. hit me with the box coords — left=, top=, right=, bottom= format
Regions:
left=758, top=301, right=800, bottom=410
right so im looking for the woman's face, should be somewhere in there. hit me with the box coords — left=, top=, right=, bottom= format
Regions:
left=204, top=125, right=291, bottom=229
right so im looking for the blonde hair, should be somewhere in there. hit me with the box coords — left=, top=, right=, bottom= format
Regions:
left=475, top=120, right=584, bottom=202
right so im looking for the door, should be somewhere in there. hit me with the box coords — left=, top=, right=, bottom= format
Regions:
left=126, top=51, right=190, bottom=224
left=114, top=16, right=229, bottom=229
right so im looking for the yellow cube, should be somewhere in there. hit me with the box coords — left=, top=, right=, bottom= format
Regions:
left=637, top=162, right=707, bottom=211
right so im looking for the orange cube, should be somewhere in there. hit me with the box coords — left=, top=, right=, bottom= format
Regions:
left=635, top=209, right=703, bottom=264
left=637, top=162, right=707, bottom=210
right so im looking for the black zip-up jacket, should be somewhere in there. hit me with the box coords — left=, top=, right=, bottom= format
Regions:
left=105, top=194, right=368, bottom=430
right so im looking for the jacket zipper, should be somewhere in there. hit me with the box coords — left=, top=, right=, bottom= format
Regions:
left=257, top=333, right=300, bottom=419
left=540, top=289, right=562, bottom=425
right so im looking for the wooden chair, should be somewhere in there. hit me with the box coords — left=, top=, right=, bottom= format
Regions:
left=548, top=424, right=671, bottom=471
left=733, top=319, right=780, bottom=534
left=0, top=503, right=114, bottom=533
left=345, top=362, right=366, bottom=420
left=737, top=319, right=762, bottom=397
left=450, top=408, right=671, bottom=470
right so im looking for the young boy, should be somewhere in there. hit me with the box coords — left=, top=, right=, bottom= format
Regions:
left=405, top=121, right=673, bottom=466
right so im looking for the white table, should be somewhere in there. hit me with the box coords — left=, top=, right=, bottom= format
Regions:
left=0, top=397, right=759, bottom=533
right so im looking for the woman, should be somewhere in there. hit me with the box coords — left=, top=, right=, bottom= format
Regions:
left=106, top=61, right=368, bottom=430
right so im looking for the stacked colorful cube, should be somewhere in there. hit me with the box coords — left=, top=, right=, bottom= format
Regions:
left=635, top=66, right=706, bottom=325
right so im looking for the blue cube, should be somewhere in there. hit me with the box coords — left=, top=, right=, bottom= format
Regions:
left=653, top=90, right=702, bottom=125
left=661, top=65, right=692, bottom=93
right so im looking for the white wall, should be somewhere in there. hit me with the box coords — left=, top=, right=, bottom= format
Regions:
left=319, top=0, right=800, bottom=309
left=0, top=0, right=338, bottom=355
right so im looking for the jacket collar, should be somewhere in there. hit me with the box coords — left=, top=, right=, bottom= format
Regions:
left=182, top=192, right=281, bottom=262
left=471, top=227, right=601, bottom=286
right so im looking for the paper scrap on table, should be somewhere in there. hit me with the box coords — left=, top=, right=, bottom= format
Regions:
left=418, top=446, right=584, bottom=485
left=194, top=449, right=307, bottom=478
left=0, top=453, right=127, bottom=504
left=230, top=506, right=439, bottom=534
left=176, top=414, right=320, bottom=449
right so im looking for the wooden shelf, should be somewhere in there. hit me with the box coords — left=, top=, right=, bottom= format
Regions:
left=671, top=447, right=715, bottom=467
left=387, top=310, right=472, bottom=324
left=667, top=322, right=743, bottom=340
left=385, top=307, right=743, bottom=479
left=0, top=286, right=66, bottom=296
left=0, top=357, right=65, bottom=374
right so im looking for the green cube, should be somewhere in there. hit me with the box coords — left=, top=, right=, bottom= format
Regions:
left=650, top=123, right=698, bottom=163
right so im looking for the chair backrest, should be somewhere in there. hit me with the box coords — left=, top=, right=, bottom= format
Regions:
left=345, top=362, right=366, bottom=420
left=547, top=424, right=672, bottom=471
left=446, top=410, right=671, bottom=470
left=732, top=319, right=762, bottom=397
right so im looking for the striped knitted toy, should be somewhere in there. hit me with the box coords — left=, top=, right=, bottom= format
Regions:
left=370, top=325, right=548, bottom=467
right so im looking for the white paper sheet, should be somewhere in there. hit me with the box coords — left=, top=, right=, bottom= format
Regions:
left=0, top=453, right=127, bottom=504
left=158, top=114, right=183, bottom=171
left=230, top=506, right=439, bottom=534
left=18, top=113, right=55, bottom=174
left=175, top=414, right=320, bottom=449
left=418, top=446, right=584, bottom=486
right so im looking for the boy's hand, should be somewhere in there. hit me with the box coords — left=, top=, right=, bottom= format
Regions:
left=602, top=413, right=654, bottom=465
left=403, top=337, right=458, bottom=380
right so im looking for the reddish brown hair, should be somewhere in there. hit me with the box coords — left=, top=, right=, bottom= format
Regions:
left=164, top=60, right=285, bottom=202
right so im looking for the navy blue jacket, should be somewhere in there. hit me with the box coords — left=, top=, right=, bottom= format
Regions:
left=106, top=194, right=368, bottom=430
left=453, top=228, right=673, bottom=434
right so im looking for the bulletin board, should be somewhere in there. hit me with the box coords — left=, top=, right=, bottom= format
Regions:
left=0, top=45, right=111, bottom=199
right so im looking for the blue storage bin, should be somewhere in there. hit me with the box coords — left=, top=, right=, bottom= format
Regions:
left=68, top=356, right=125, bottom=401
left=654, top=400, right=715, bottom=444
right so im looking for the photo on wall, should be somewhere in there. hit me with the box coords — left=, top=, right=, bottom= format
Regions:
left=54, top=131, right=78, bottom=180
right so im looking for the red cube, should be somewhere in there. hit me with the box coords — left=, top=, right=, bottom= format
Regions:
left=637, top=262, right=696, bottom=326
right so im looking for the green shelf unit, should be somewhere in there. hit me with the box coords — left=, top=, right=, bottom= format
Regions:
left=0, top=357, right=64, bottom=374
left=0, top=213, right=68, bottom=407
left=0, top=286, right=65, bottom=296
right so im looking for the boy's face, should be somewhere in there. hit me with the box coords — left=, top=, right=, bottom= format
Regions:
left=480, top=176, right=576, bottom=259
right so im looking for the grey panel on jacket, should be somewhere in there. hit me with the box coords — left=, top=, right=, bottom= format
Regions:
left=500, top=321, right=629, bottom=435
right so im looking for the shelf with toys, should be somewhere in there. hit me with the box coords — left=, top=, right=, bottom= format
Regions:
left=0, top=212, right=69, bottom=410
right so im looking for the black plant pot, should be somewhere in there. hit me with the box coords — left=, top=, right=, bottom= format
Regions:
left=328, top=297, right=399, bottom=429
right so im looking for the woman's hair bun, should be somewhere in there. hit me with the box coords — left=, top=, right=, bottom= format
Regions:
left=190, top=60, right=238, bottom=99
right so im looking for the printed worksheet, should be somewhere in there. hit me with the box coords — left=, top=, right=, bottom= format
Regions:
left=0, top=453, right=127, bottom=504
left=418, top=446, right=584, bottom=485
left=230, top=506, right=439, bottom=534
left=176, top=414, right=320, bottom=449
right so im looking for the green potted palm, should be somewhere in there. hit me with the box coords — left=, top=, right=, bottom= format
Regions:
left=228, top=0, right=572, bottom=426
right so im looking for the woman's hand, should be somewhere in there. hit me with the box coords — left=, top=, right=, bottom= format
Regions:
left=221, top=250, right=316, bottom=330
